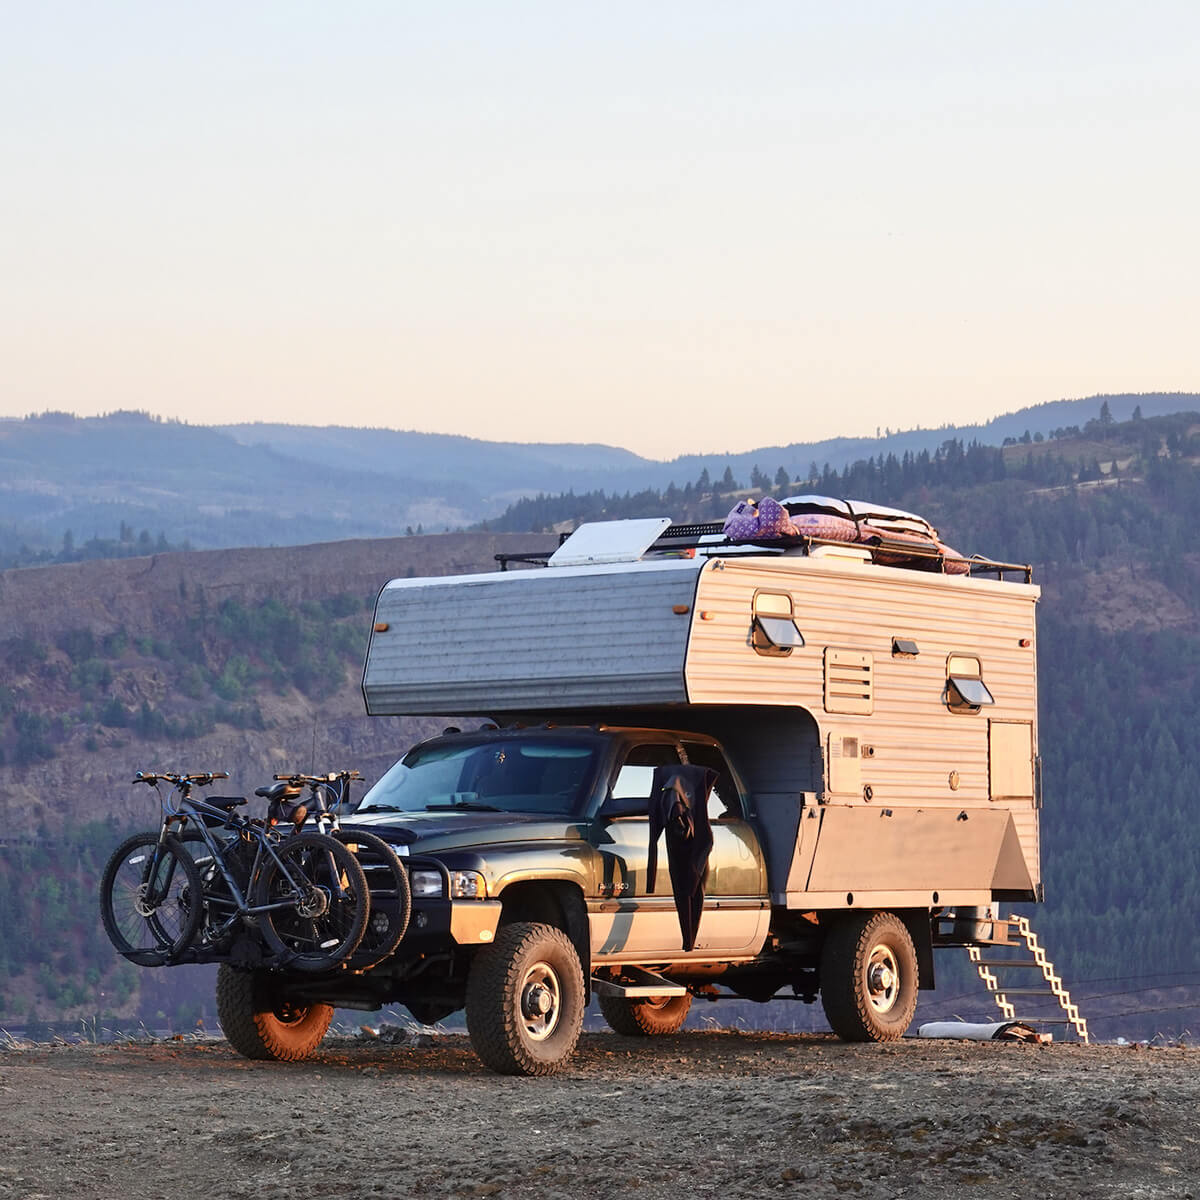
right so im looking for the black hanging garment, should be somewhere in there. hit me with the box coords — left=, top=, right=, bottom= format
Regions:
left=647, top=764, right=718, bottom=952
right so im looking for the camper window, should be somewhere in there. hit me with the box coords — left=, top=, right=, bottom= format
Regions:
left=946, top=654, right=995, bottom=713
left=752, top=591, right=804, bottom=656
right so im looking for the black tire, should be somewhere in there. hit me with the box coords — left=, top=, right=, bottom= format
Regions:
left=598, top=991, right=692, bottom=1036
left=333, top=829, right=411, bottom=968
left=254, top=832, right=369, bottom=972
left=99, top=832, right=202, bottom=966
left=820, top=911, right=919, bottom=1042
left=215, top=964, right=333, bottom=1062
left=465, top=921, right=585, bottom=1076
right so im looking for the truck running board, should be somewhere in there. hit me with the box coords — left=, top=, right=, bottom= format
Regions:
left=591, top=966, right=688, bottom=998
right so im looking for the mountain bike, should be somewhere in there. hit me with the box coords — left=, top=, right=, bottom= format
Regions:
left=99, top=772, right=369, bottom=972
left=261, top=770, right=411, bottom=967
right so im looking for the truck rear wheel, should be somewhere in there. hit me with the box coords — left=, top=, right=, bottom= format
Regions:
left=598, top=991, right=692, bottom=1036
left=465, top=921, right=584, bottom=1076
left=819, top=911, right=918, bottom=1042
left=215, top=964, right=333, bottom=1062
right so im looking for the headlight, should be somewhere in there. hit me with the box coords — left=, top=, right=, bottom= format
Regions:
left=450, top=870, right=486, bottom=899
left=409, top=869, right=443, bottom=898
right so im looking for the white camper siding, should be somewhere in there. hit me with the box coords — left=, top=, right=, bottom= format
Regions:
left=362, top=561, right=701, bottom=715
left=684, top=556, right=1041, bottom=883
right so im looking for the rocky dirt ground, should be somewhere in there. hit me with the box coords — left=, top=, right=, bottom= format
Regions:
left=1, top=1031, right=1197, bottom=1199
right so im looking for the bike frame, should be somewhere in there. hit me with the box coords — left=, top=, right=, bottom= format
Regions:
left=141, top=776, right=347, bottom=947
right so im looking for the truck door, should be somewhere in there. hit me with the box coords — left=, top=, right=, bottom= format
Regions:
left=681, top=739, right=769, bottom=953
left=589, top=740, right=767, bottom=960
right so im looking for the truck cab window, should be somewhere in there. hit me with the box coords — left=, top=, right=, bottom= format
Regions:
left=682, top=742, right=744, bottom=820
left=609, top=743, right=682, bottom=815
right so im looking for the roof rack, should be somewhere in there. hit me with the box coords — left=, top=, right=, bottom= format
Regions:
left=495, top=520, right=1032, bottom=583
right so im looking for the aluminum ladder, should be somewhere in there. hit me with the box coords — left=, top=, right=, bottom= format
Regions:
left=967, top=915, right=1089, bottom=1043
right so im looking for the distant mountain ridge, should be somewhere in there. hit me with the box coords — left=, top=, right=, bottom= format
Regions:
left=222, top=392, right=1199, bottom=497
left=0, top=393, right=1195, bottom=561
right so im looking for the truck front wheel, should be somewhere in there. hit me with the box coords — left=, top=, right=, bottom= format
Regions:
left=819, top=911, right=918, bottom=1042
left=598, top=991, right=692, bottom=1036
left=465, top=921, right=585, bottom=1075
left=215, top=964, right=333, bottom=1062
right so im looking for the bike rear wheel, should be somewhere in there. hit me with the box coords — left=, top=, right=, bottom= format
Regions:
left=254, top=832, right=369, bottom=971
left=99, top=832, right=202, bottom=966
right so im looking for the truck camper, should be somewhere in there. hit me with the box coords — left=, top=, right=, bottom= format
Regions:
left=209, top=502, right=1044, bottom=1073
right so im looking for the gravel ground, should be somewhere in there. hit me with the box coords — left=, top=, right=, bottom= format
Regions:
left=1, top=1031, right=1196, bottom=1199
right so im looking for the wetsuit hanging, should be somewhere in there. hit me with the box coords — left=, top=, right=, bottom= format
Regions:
left=647, top=764, right=718, bottom=952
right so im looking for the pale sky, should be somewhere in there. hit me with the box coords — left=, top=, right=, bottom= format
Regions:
left=2, top=2, right=1197, bottom=459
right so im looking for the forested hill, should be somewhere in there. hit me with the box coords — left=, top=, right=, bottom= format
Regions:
left=478, top=408, right=1200, bottom=1011
left=2, top=410, right=1199, bottom=1033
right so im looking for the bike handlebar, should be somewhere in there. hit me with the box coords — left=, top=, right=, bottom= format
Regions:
left=133, top=771, right=230, bottom=787
left=273, top=770, right=361, bottom=786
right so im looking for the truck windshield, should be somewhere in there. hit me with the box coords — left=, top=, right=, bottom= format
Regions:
left=354, top=737, right=600, bottom=817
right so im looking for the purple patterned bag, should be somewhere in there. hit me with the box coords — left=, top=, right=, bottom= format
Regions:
left=722, top=497, right=799, bottom=541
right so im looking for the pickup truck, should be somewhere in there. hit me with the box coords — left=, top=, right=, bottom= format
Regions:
left=222, top=720, right=928, bottom=1074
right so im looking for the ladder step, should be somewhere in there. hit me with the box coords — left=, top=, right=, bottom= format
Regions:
left=993, top=988, right=1057, bottom=996
left=1010, top=1017, right=1071, bottom=1024
left=973, top=959, right=1043, bottom=968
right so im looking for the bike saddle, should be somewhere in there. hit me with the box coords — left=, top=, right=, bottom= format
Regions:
left=206, top=795, right=247, bottom=811
left=255, top=781, right=303, bottom=802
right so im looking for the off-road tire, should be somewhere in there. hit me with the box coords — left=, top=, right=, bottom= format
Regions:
left=465, top=921, right=585, bottom=1076
left=598, top=991, right=692, bottom=1036
left=819, top=911, right=918, bottom=1042
left=99, top=832, right=202, bottom=966
left=215, top=964, right=333, bottom=1062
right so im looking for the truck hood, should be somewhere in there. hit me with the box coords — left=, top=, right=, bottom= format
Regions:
left=342, top=809, right=584, bottom=853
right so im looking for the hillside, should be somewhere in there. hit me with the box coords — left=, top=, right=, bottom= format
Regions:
left=474, top=409, right=1200, bottom=1032
left=0, top=532, right=558, bottom=1028
left=3, top=413, right=1200, bottom=1035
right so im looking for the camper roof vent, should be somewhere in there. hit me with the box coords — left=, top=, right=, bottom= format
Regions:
left=548, top=518, right=673, bottom=567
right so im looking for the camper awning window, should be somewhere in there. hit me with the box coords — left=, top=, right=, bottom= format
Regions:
left=752, top=591, right=804, bottom=656
left=946, top=654, right=994, bottom=712
left=755, top=615, right=805, bottom=649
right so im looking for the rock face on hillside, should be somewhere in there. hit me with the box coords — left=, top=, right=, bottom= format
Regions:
left=0, top=532, right=555, bottom=834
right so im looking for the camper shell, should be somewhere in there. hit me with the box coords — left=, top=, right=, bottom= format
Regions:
left=362, top=516, right=1041, bottom=917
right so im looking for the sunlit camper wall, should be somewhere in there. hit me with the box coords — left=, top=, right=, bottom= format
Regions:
left=363, top=544, right=1040, bottom=904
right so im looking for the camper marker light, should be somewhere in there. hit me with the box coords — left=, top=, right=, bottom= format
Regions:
left=373, top=622, right=389, bottom=633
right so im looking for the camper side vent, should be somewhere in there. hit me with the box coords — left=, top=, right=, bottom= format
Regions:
left=824, top=648, right=874, bottom=715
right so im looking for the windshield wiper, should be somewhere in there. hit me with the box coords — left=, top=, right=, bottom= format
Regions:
left=425, top=801, right=500, bottom=812
left=354, top=804, right=401, bottom=814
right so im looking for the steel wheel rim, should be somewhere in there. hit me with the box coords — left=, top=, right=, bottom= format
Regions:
left=519, top=960, right=562, bottom=1041
left=865, top=943, right=900, bottom=1014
